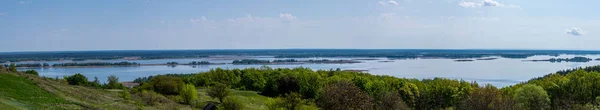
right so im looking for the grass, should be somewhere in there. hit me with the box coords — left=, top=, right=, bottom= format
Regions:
left=197, top=88, right=273, bottom=110
left=0, top=70, right=303, bottom=110
left=0, top=73, right=77, bottom=109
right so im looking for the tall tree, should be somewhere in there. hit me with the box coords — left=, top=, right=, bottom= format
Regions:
left=514, top=84, right=550, bottom=110
left=316, top=81, right=373, bottom=110
left=208, top=83, right=231, bottom=103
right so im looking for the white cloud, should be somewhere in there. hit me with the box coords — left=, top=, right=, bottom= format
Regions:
left=459, top=0, right=519, bottom=8
left=388, top=0, right=399, bottom=5
left=228, top=14, right=256, bottom=23
left=279, top=13, right=297, bottom=21
left=190, top=16, right=207, bottom=24
left=18, top=1, right=32, bottom=4
left=566, top=27, right=584, bottom=36
left=379, top=0, right=399, bottom=6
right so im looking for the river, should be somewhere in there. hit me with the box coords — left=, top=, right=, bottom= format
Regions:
left=12, top=55, right=600, bottom=87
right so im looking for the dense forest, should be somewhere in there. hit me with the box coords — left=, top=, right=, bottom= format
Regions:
left=3, top=49, right=600, bottom=62
left=122, top=65, right=600, bottom=109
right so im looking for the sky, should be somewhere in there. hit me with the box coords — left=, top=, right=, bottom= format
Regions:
left=1, top=0, right=600, bottom=52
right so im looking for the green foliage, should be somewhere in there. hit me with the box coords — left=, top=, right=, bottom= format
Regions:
left=64, top=73, right=89, bottom=86
left=24, top=70, right=39, bottom=76
left=281, top=92, right=303, bottom=110
left=106, top=75, right=123, bottom=89
left=121, top=88, right=131, bottom=100
left=514, top=84, right=550, bottom=110
left=208, top=83, right=231, bottom=103
left=316, top=81, right=373, bottom=110
left=219, top=97, right=245, bottom=110
left=459, top=84, right=518, bottom=110
left=149, top=76, right=184, bottom=95
left=9, top=63, right=17, bottom=72
left=376, top=92, right=408, bottom=110
left=179, top=84, right=198, bottom=104
left=134, top=90, right=171, bottom=106
left=413, top=78, right=472, bottom=109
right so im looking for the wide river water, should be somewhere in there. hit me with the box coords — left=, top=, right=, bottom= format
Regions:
left=12, top=55, right=600, bottom=87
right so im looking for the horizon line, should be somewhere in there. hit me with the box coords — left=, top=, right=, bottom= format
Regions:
left=4, top=48, right=600, bottom=53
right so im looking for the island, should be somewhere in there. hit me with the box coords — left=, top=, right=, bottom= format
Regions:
left=525, top=57, right=592, bottom=63
left=454, top=59, right=475, bottom=62
left=476, top=58, right=498, bottom=60
left=231, top=59, right=361, bottom=65
left=52, top=62, right=141, bottom=67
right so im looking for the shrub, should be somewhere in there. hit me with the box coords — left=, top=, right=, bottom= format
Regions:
left=376, top=92, right=408, bottom=110
left=106, top=75, right=124, bottom=89
left=265, top=98, right=284, bottom=110
left=24, top=70, right=38, bottom=76
left=208, top=83, right=231, bottom=103
left=316, top=81, right=373, bottom=110
left=121, top=88, right=131, bottom=100
left=135, top=90, right=171, bottom=106
left=150, top=76, right=184, bottom=95
left=282, top=92, right=303, bottom=110
left=64, top=73, right=89, bottom=86
left=219, top=97, right=245, bottom=110
left=9, top=63, right=17, bottom=72
left=179, top=84, right=198, bottom=104
left=514, top=84, right=550, bottom=110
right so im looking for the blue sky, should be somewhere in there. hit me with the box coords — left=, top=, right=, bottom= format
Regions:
left=1, top=0, right=599, bottom=52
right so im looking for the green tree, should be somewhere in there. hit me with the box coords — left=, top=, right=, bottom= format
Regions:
left=106, top=75, right=123, bottom=89
left=90, top=76, right=102, bottom=88
left=65, top=73, right=89, bottom=86
left=9, top=63, right=17, bottom=72
left=24, top=70, right=38, bottom=76
left=121, top=88, right=131, bottom=100
left=219, top=97, right=245, bottom=110
left=514, top=84, right=550, bottom=110
left=459, top=84, right=518, bottom=110
left=376, top=92, right=408, bottom=110
left=282, top=92, right=303, bottom=110
left=208, top=83, right=231, bottom=103
left=179, top=84, right=198, bottom=104
left=316, top=81, right=373, bottom=110
left=150, top=76, right=184, bottom=95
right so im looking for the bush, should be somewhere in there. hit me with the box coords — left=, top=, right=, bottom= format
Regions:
left=179, top=84, right=198, bottom=104
left=208, top=83, right=231, bottom=103
left=459, top=84, right=518, bottom=110
left=514, top=84, right=550, bottom=110
left=376, top=92, right=408, bottom=110
left=265, top=98, right=284, bottom=110
left=24, top=70, right=39, bottom=76
left=135, top=90, right=171, bottom=106
left=64, top=73, right=89, bottom=86
left=316, top=81, right=373, bottom=110
left=106, top=75, right=124, bottom=89
left=9, top=63, right=17, bottom=72
left=281, top=92, right=303, bottom=110
left=150, top=76, right=184, bottom=95
left=219, top=97, right=245, bottom=110
left=121, top=88, right=131, bottom=100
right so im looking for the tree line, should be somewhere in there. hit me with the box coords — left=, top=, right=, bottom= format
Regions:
left=124, top=66, right=600, bottom=109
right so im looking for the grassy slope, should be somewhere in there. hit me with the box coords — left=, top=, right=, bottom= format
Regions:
left=0, top=71, right=181, bottom=109
left=198, top=89, right=272, bottom=110
left=0, top=73, right=77, bottom=109
left=0, top=70, right=276, bottom=110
